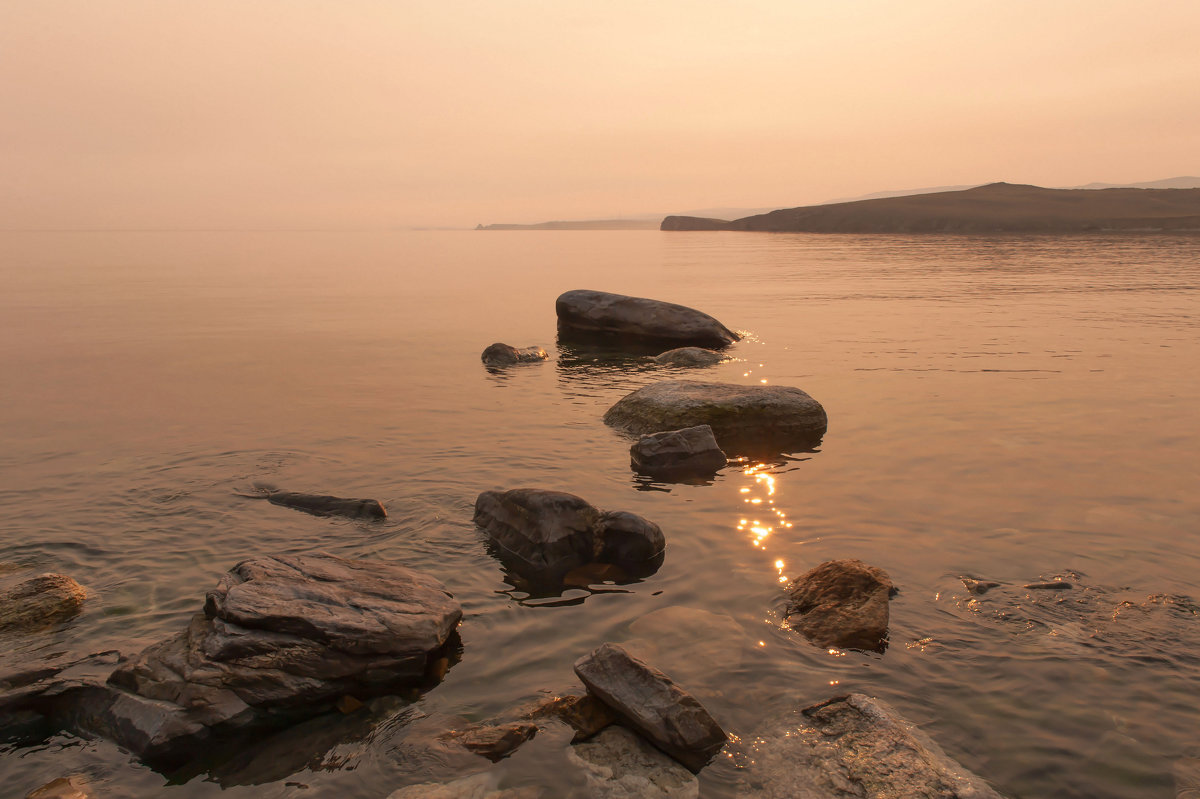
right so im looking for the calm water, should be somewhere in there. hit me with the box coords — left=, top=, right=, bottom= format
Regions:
left=1, top=230, right=1198, bottom=798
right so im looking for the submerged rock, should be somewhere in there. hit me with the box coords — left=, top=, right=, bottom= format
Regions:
left=604, top=381, right=827, bottom=456
left=0, top=574, right=87, bottom=633
left=518, top=692, right=618, bottom=742
left=629, top=425, right=727, bottom=480
left=1024, top=581, right=1073, bottom=590
left=735, top=693, right=1006, bottom=798
left=388, top=772, right=543, bottom=799
left=89, top=553, right=461, bottom=767
left=568, top=725, right=699, bottom=799
left=961, top=577, right=1003, bottom=596
left=438, top=721, right=538, bottom=762
left=573, top=643, right=727, bottom=773
left=473, top=489, right=664, bottom=588
left=556, top=290, right=738, bottom=349
left=481, top=343, right=549, bottom=366
left=653, top=347, right=726, bottom=367
left=25, top=777, right=91, bottom=799
left=785, top=560, right=894, bottom=652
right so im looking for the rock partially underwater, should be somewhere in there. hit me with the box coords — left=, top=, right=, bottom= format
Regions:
left=785, top=560, right=895, bottom=652
left=0, top=573, right=87, bottom=634
left=481, top=343, right=549, bottom=367
left=473, top=489, right=665, bottom=589
left=556, top=290, right=738, bottom=349
left=736, top=693, right=1006, bottom=798
left=605, top=380, right=827, bottom=456
left=652, top=347, right=727, bottom=367
left=629, top=424, right=727, bottom=481
left=239, top=483, right=387, bottom=519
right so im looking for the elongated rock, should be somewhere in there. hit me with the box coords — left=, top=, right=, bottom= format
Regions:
left=786, top=560, right=894, bottom=652
left=473, top=489, right=664, bottom=586
left=604, top=381, right=827, bottom=455
left=556, top=290, right=738, bottom=348
left=573, top=643, right=726, bottom=773
left=481, top=343, right=549, bottom=366
left=630, top=425, right=727, bottom=480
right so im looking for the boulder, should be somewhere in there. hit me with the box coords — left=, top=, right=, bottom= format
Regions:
left=573, top=643, right=726, bottom=773
left=629, top=425, right=727, bottom=480
left=785, top=560, right=894, bottom=652
left=473, top=490, right=664, bottom=587
left=0, top=574, right=86, bottom=633
left=653, top=347, right=726, bottom=367
left=556, top=290, right=738, bottom=349
left=567, top=725, right=699, bottom=799
left=481, top=343, right=549, bottom=367
left=517, top=691, right=617, bottom=742
left=734, top=693, right=1006, bottom=798
left=91, top=553, right=461, bottom=767
left=603, top=381, right=827, bottom=456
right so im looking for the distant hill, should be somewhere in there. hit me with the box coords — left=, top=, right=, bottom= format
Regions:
left=662, top=182, right=1200, bottom=234
left=1068, top=176, right=1200, bottom=190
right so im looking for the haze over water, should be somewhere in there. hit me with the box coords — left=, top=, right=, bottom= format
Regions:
left=2, top=230, right=1198, bottom=797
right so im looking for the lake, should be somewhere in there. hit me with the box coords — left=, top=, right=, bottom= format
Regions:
left=1, top=230, right=1198, bottom=798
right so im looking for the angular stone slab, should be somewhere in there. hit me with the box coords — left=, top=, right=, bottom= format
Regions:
left=573, top=643, right=726, bottom=773
left=786, top=559, right=894, bottom=652
left=481, top=343, right=549, bottom=367
left=0, top=574, right=86, bottom=633
left=98, top=553, right=461, bottom=767
left=604, top=381, right=827, bottom=455
left=735, top=694, right=1007, bottom=798
left=473, top=489, right=664, bottom=587
left=630, top=425, right=727, bottom=480
left=556, top=290, right=738, bottom=349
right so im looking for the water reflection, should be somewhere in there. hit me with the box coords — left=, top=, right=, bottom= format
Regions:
left=734, top=461, right=796, bottom=553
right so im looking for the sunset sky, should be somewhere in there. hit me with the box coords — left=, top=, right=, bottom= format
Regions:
left=3, top=1, right=1198, bottom=229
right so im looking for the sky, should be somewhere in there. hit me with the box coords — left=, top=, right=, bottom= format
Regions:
left=2, top=1, right=1198, bottom=229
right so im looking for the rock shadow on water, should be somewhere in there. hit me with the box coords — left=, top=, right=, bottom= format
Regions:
left=485, top=540, right=657, bottom=608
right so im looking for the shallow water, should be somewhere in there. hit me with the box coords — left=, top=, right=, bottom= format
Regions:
left=1, top=230, right=1198, bottom=798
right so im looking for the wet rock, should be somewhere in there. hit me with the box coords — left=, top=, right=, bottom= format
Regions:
left=481, top=343, right=549, bottom=366
left=623, top=607, right=746, bottom=703
left=604, top=381, right=827, bottom=456
left=439, top=721, right=538, bottom=762
left=518, top=692, right=617, bottom=742
left=573, top=643, right=726, bottom=773
left=241, top=482, right=387, bottom=519
left=93, top=553, right=461, bottom=767
left=556, top=290, right=738, bottom=349
left=630, top=425, right=727, bottom=480
left=568, top=725, right=699, bottom=799
left=961, top=577, right=1002, bottom=596
left=653, top=347, right=726, bottom=367
left=1024, top=581, right=1073, bottom=590
left=388, top=772, right=543, bottom=799
left=0, top=651, right=119, bottom=742
left=735, top=693, right=1006, bottom=798
left=0, top=574, right=86, bottom=633
left=25, top=777, right=90, bottom=799
left=473, top=489, right=664, bottom=587
left=785, top=560, right=894, bottom=652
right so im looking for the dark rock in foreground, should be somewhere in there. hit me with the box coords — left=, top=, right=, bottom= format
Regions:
left=474, top=489, right=664, bottom=587
left=556, top=290, right=738, bottom=349
left=89, top=553, right=460, bottom=767
left=786, top=560, right=894, bottom=652
left=604, top=381, right=827, bottom=456
left=630, top=425, right=727, bottom=480
left=573, top=643, right=726, bottom=773
left=653, top=347, right=726, bottom=367
left=242, top=482, right=387, bottom=519
left=736, top=693, right=1006, bottom=798
left=481, top=343, right=549, bottom=366
left=0, top=574, right=87, bottom=633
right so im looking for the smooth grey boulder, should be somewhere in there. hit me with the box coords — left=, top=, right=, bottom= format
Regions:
left=567, top=725, right=699, bottom=799
left=604, top=381, right=827, bottom=455
left=653, top=347, right=726, bottom=367
left=481, top=343, right=549, bottom=367
left=473, top=490, right=664, bottom=587
left=735, top=693, right=1006, bottom=798
left=630, top=425, right=727, bottom=480
left=93, top=553, right=461, bottom=767
left=786, top=560, right=894, bottom=652
left=0, top=573, right=86, bottom=633
left=573, top=643, right=726, bottom=773
left=556, top=290, right=738, bottom=349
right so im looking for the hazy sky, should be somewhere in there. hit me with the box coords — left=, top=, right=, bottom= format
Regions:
left=3, top=1, right=1198, bottom=229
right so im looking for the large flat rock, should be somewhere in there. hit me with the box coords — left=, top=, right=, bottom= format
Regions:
left=736, top=693, right=1006, bottom=798
left=604, top=381, right=827, bottom=455
left=573, top=643, right=726, bottom=773
left=556, top=290, right=738, bottom=349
